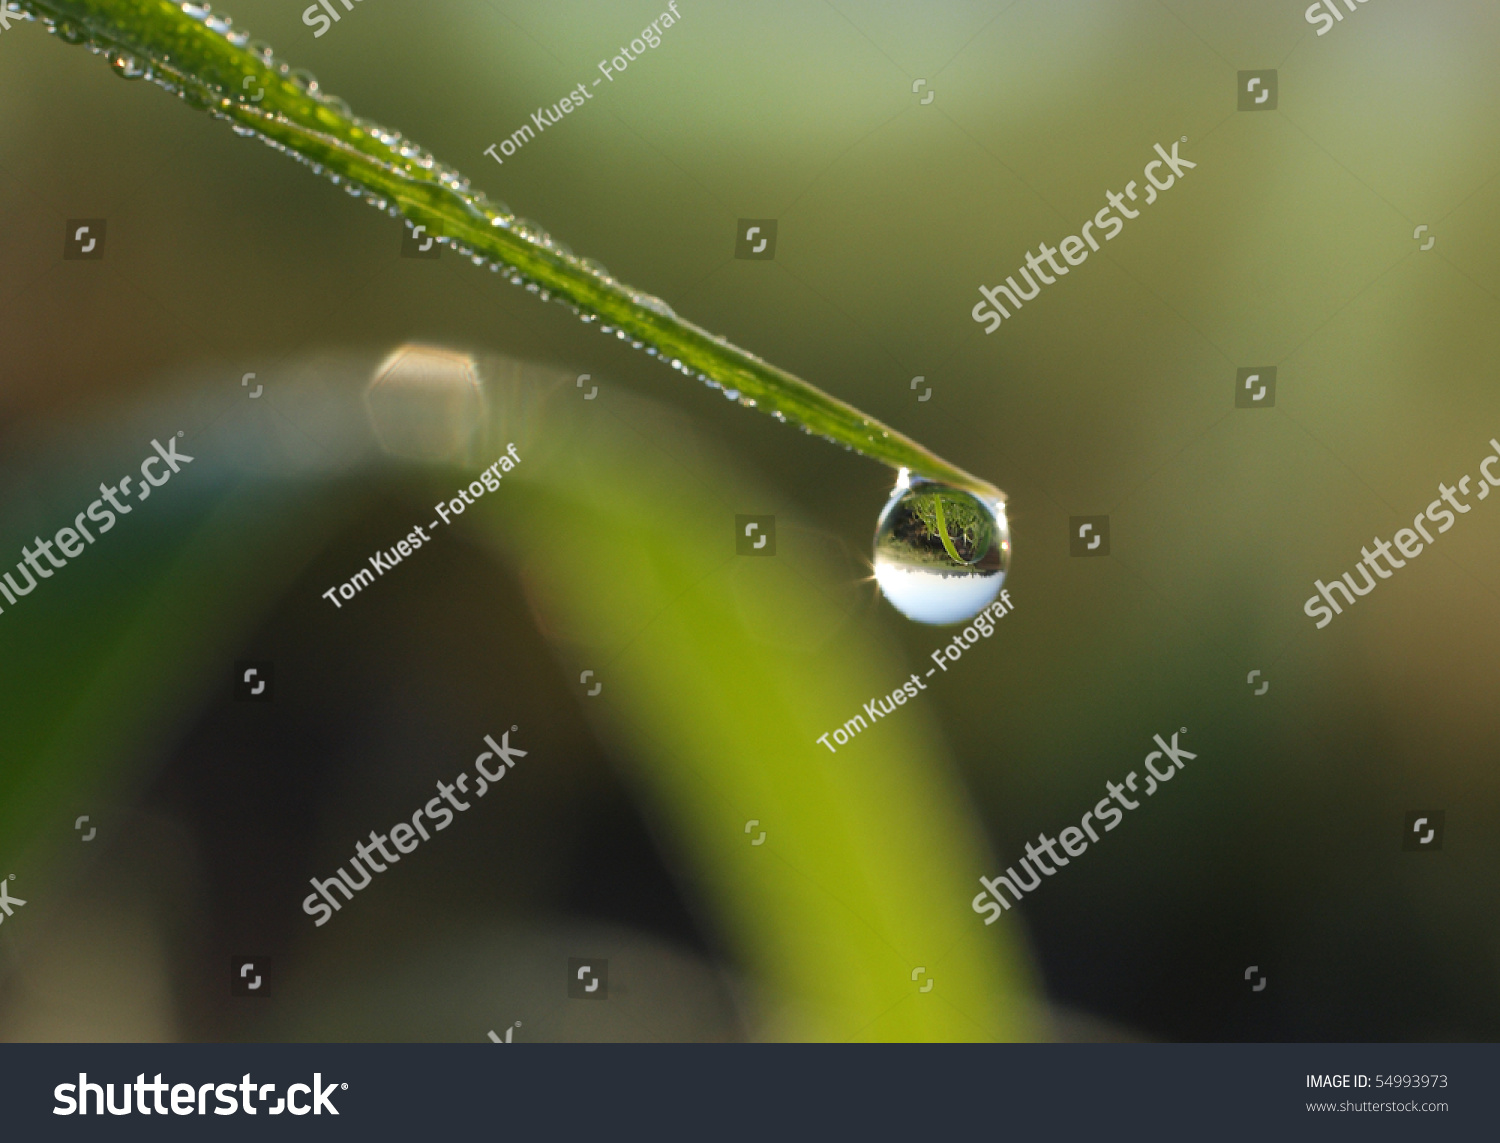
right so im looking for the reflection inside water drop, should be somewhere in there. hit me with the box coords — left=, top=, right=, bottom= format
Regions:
left=873, top=470, right=1008, bottom=625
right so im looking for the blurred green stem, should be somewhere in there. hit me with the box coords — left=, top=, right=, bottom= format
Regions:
left=19, top=0, right=1003, bottom=502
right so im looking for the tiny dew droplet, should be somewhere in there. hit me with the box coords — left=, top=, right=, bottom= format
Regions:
left=873, top=470, right=1008, bottom=624
left=107, top=52, right=148, bottom=79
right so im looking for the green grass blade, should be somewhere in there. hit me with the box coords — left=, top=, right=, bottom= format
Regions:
left=18, top=0, right=1003, bottom=502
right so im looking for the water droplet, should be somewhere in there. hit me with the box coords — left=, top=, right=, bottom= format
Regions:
left=514, top=218, right=552, bottom=247
left=107, top=52, right=148, bottom=80
left=873, top=472, right=1008, bottom=625
left=631, top=292, right=675, bottom=318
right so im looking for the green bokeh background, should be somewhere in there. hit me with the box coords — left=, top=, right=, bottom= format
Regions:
left=1, top=0, right=1498, bottom=1040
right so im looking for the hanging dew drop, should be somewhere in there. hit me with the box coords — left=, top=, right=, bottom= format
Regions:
left=873, top=470, right=1009, bottom=625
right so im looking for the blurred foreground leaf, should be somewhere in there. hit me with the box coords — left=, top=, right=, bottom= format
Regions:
left=0, top=364, right=1034, bottom=1040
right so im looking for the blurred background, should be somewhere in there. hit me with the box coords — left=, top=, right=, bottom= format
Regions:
left=1, top=0, right=1498, bottom=1041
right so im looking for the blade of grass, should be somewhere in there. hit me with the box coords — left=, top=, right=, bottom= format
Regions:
left=17, top=0, right=1003, bottom=501
left=932, top=494, right=967, bottom=564
left=0, top=369, right=1036, bottom=1040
